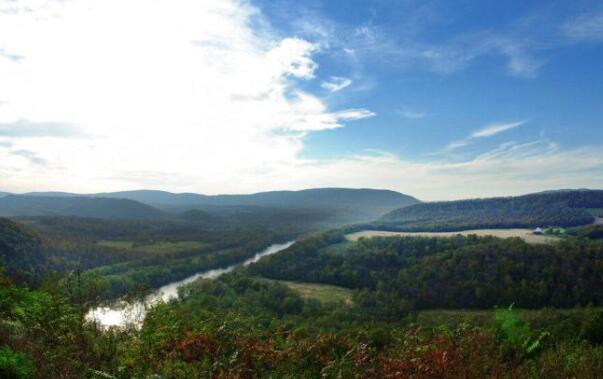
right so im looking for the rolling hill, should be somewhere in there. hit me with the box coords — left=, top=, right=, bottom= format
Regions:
left=97, top=187, right=419, bottom=214
left=16, top=188, right=420, bottom=223
left=0, top=195, right=163, bottom=220
left=374, top=189, right=603, bottom=231
left=0, top=217, right=46, bottom=283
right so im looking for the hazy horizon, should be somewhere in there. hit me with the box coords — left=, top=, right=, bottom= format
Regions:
left=1, top=0, right=603, bottom=200
left=2, top=186, right=602, bottom=203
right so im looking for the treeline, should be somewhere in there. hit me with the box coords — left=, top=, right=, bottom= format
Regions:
left=375, top=190, right=603, bottom=231
left=248, top=234, right=603, bottom=310
left=22, top=216, right=301, bottom=244
left=574, top=224, right=603, bottom=240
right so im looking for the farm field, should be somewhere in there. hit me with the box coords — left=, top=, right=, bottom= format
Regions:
left=260, top=279, right=353, bottom=305
left=345, top=228, right=559, bottom=244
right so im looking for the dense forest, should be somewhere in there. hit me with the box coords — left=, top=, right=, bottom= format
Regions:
left=248, top=233, right=603, bottom=310
left=0, top=216, right=301, bottom=298
left=373, top=190, right=603, bottom=231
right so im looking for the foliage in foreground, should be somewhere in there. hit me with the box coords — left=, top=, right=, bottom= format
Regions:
left=2, top=270, right=603, bottom=378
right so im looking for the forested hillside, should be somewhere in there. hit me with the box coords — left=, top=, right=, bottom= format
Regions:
left=0, top=218, right=46, bottom=283
left=0, top=216, right=302, bottom=298
left=0, top=188, right=420, bottom=224
left=249, top=233, right=603, bottom=310
left=375, top=190, right=603, bottom=231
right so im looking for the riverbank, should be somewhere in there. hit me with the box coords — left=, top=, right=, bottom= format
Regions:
left=87, top=241, right=295, bottom=328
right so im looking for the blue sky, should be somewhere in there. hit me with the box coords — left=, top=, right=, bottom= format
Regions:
left=259, top=0, right=603, bottom=160
left=0, top=0, right=602, bottom=199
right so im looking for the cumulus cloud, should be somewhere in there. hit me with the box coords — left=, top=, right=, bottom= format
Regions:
left=0, top=1, right=600, bottom=199
left=0, top=0, right=373, bottom=192
left=321, top=76, right=352, bottom=92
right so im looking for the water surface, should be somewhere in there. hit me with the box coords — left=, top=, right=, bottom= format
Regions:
left=87, top=241, right=295, bottom=328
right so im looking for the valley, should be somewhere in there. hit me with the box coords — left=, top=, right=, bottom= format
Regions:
left=1, top=188, right=603, bottom=378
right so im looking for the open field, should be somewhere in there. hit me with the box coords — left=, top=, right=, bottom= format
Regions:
left=346, top=228, right=559, bottom=244
left=260, top=279, right=353, bottom=305
left=97, top=240, right=208, bottom=254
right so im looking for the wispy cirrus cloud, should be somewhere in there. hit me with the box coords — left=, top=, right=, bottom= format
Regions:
left=11, top=149, right=47, bottom=166
left=0, top=119, right=83, bottom=138
left=444, top=120, right=527, bottom=153
left=470, top=120, right=526, bottom=138
left=261, top=140, right=603, bottom=201
left=284, top=3, right=565, bottom=79
left=321, top=76, right=352, bottom=92
left=398, top=108, right=426, bottom=120
left=563, top=11, right=603, bottom=42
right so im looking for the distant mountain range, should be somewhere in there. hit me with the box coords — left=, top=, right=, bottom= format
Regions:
left=0, top=188, right=420, bottom=222
left=5, top=188, right=602, bottom=227
left=0, top=195, right=162, bottom=219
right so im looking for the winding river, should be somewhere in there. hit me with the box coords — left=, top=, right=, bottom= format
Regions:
left=87, top=241, right=295, bottom=328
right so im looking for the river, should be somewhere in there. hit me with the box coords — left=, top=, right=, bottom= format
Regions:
left=86, top=240, right=295, bottom=328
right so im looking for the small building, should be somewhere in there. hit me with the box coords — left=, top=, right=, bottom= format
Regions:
left=533, top=227, right=543, bottom=235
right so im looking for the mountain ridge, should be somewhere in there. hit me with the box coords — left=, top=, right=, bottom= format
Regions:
left=377, top=189, right=603, bottom=231
left=0, top=195, right=163, bottom=220
left=0, top=188, right=420, bottom=222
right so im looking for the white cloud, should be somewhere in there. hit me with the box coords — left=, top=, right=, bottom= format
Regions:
left=321, top=76, right=352, bottom=92
left=0, top=1, right=600, bottom=199
left=470, top=120, right=526, bottom=138
left=563, top=12, right=603, bottom=42
left=0, top=0, right=373, bottom=193
left=398, top=109, right=426, bottom=119
left=268, top=141, right=603, bottom=201
left=444, top=120, right=526, bottom=153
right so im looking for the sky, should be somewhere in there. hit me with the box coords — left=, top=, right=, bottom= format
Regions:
left=0, top=0, right=602, bottom=200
